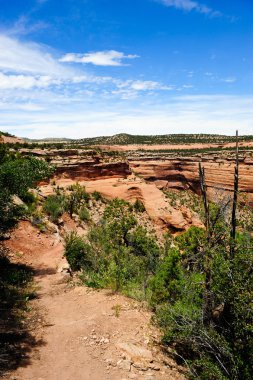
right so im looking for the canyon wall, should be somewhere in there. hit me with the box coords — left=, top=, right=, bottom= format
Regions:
left=24, top=148, right=253, bottom=203
left=54, top=159, right=131, bottom=180
left=129, top=155, right=253, bottom=203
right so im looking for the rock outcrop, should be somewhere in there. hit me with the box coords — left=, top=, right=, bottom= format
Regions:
left=129, top=155, right=253, bottom=204
left=21, top=149, right=131, bottom=181
left=55, top=159, right=131, bottom=180
left=0, top=134, right=24, bottom=144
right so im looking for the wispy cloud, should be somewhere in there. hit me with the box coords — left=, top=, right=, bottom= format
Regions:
left=1, top=94, right=252, bottom=139
left=222, top=77, right=237, bottom=83
left=0, top=72, right=60, bottom=89
left=0, top=34, right=73, bottom=77
left=60, top=50, right=139, bottom=66
left=6, top=15, right=49, bottom=36
left=0, top=32, right=172, bottom=104
left=156, top=0, right=222, bottom=17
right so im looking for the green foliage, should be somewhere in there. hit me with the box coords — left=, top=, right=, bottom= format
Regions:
left=0, top=149, right=53, bottom=234
left=0, top=146, right=53, bottom=375
left=103, top=198, right=136, bottom=245
left=151, top=248, right=183, bottom=305
left=175, top=226, right=206, bottom=270
left=92, top=190, right=104, bottom=202
left=133, top=198, right=146, bottom=212
left=60, top=187, right=253, bottom=379
left=64, top=231, right=92, bottom=271
left=0, top=157, right=54, bottom=197
left=78, top=205, right=90, bottom=222
left=63, top=198, right=160, bottom=297
left=154, top=203, right=253, bottom=379
left=65, top=183, right=90, bottom=217
left=127, top=225, right=160, bottom=287
left=43, top=194, right=65, bottom=222
left=0, top=247, right=35, bottom=376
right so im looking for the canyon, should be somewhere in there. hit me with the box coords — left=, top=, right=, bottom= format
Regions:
left=23, top=145, right=253, bottom=199
left=17, top=142, right=253, bottom=233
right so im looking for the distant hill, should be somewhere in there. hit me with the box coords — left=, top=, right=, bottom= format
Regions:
left=0, top=131, right=24, bottom=144
left=74, top=133, right=253, bottom=146
left=3, top=132, right=253, bottom=146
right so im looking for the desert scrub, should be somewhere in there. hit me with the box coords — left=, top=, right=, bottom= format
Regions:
left=64, top=198, right=160, bottom=297
left=43, top=194, right=66, bottom=222
left=78, top=205, right=90, bottom=222
left=92, top=190, right=105, bottom=202
left=0, top=246, right=35, bottom=376
left=65, top=183, right=90, bottom=217
left=64, top=231, right=93, bottom=271
left=133, top=198, right=146, bottom=212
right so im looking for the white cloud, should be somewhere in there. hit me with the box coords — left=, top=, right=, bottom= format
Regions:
left=0, top=72, right=61, bottom=89
left=1, top=94, right=252, bottom=139
left=113, top=79, right=173, bottom=98
left=60, top=50, right=139, bottom=66
left=6, top=15, right=49, bottom=37
left=130, top=80, right=170, bottom=91
left=0, top=34, right=74, bottom=77
left=157, top=0, right=222, bottom=17
left=222, top=77, right=237, bottom=83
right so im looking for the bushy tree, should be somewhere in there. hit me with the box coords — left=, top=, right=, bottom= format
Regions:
left=65, top=183, right=90, bottom=217
left=0, top=150, right=53, bottom=234
left=64, top=231, right=92, bottom=271
left=43, top=194, right=66, bottom=222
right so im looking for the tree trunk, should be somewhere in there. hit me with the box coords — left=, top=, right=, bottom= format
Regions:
left=230, top=130, right=239, bottom=259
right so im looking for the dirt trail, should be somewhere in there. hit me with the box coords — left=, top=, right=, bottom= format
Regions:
left=5, top=222, right=185, bottom=380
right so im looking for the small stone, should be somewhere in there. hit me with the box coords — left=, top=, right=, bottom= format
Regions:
left=132, top=361, right=149, bottom=371
left=148, top=363, right=160, bottom=371
left=117, top=359, right=132, bottom=371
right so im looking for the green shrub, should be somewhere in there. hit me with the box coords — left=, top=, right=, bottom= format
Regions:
left=43, top=194, right=65, bottom=222
left=66, top=183, right=90, bottom=217
left=78, top=205, right=90, bottom=222
left=133, top=198, right=145, bottom=212
left=64, top=231, right=92, bottom=271
left=151, top=248, right=183, bottom=305
left=92, top=190, right=104, bottom=202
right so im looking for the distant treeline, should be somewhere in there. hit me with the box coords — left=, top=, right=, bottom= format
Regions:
left=22, top=133, right=253, bottom=146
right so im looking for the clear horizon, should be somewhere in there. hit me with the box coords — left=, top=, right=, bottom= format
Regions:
left=0, top=1, right=252, bottom=138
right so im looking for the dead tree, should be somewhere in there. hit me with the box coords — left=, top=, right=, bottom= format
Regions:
left=199, top=162, right=212, bottom=324
left=198, top=163, right=210, bottom=242
left=230, top=130, right=239, bottom=259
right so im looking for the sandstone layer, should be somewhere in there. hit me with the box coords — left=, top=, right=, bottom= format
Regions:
left=40, top=176, right=203, bottom=233
left=129, top=155, right=253, bottom=204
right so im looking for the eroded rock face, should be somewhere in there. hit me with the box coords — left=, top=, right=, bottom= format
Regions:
left=21, top=149, right=131, bottom=181
left=129, top=156, right=253, bottom=204
left=40, top=177, right=203, bottom=233
left=0, top=135, right=24, bottom=144
left=24, top=147, right=253, bottom=204
left=55, top=160, right=131, bottom=180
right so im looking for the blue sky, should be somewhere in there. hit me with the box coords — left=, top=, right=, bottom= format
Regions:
left=0, top=0, right=252, bottom=138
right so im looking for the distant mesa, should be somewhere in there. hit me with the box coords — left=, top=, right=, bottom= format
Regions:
left=17, top=132, right=253, bottom=146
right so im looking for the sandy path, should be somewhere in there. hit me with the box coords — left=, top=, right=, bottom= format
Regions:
left=5, top=222, right=184, bottom=380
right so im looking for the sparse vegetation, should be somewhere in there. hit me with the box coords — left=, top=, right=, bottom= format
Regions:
left=1, top=131, right=253, bottom=379
left=92, top=190, right=104, bottom=202
left=61, top=152, right=253, bottom=380
left=0, top=144, right=53, bottom=376
left=43, top=194, right=66, bottom=222
left=78, top=205, right=90, bottom=222
left=133, top=198, right=146, bottom=212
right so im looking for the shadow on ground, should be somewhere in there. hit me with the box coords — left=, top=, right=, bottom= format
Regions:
left=0, top=247, right=45, bottom=377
